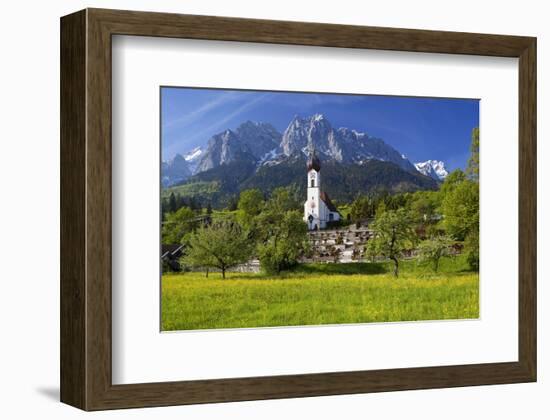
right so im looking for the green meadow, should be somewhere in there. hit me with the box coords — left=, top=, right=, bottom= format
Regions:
left=161, top=255, right=479, bottom=331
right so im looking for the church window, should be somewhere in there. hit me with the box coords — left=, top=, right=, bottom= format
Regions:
left=311, top=179, right=315, bottom=187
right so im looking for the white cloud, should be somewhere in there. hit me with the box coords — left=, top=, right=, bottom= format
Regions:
left=163, top=91, right=240, bottom=131
left=164, top=93, right=272, bottom=158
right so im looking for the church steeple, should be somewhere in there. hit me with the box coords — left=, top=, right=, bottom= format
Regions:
left=307, top=148, right=321, bottom=172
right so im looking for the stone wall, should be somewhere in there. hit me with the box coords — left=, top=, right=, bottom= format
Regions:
left=303, top=224, right=373, bottom=263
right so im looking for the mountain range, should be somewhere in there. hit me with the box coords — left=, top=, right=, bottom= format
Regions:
left=162, top=114, right=449, bottom=206
left=414, top=160, right=449, bottom=181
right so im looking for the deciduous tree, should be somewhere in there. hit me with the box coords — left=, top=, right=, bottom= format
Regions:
left=161, top=206, right=197, bottom=244
left=366, top=208, right=417, bottom=277
left=256, top=210, right=308, bottom=274
left=418, top=235, right=454, bottom=272
left=237, top=188, right=264, bottom=217
left=441, top=179, right=479, bottom=241
left=183, top=220, right=253, bottom=279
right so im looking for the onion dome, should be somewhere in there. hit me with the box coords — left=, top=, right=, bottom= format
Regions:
left=307, top=151, right=321, bottom=172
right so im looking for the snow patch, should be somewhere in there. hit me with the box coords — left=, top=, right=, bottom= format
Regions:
left=184, top=147, right=203, bottom=162
left=258, top=148, right=279, bottom=164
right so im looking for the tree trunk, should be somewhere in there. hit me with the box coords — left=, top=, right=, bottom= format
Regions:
left=390, top=256, right=399, bottom=277
left=205, top=268, right=209, bottom=278
left=222, top=267, right=226, bottom=279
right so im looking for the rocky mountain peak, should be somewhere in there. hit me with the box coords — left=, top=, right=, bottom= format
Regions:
left=414, top=160, right=449, bottom=181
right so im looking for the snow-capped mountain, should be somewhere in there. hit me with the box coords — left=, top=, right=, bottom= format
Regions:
left=271, top=113, right=417, bottom=172
left=188, top=114, right=417, bottom=175
left=414, top=160, right=448, bottom=181
left=163, top=114, right=446, bottom=204
left=182, top=146, right=204, bottom=174
left=194, top=121, right=281, bottom=173
left=184, top=146, right=203, bottom=162
left=161, top=154, right=191, bottom=187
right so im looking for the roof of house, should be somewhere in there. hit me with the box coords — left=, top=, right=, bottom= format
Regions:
left=161, top=244, right=184, bottom=259
left=320, top=191, right=339, bottom=213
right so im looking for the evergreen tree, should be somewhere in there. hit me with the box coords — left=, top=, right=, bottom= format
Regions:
left=168, top=192, right=177, bottom=213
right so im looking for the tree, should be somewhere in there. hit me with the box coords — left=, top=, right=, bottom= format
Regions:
left=466, top=127, right=480, bottom=182
left=408, top=190, right=440, bottom=222
left=227, top=195, right=239, bottom=211
left=238, top=188, right=264, bottom=217
left=464, top=229, right=479, bottom=271
left=183, top=220, right=253, bottom=279
left=256, top=210, right=309, bottom=274
left=161, top=206, right=197, bottom=244
left=349, top=195, right=374, bottom=221
left=441, top=179, right=479, bottom=241
left=366, top=208, right=417, bottom=277
left=168, top=192, right=177, bottom=213
left=206, top=202, right=213, bottom=215
left=439, top=169, right=466, bottom=197
left=268, top=187, right=300, bottom=213
left=418, top=235, right=454, bottom=272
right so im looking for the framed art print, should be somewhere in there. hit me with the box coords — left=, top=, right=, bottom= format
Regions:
left=61, top=8, right=536, bottom=410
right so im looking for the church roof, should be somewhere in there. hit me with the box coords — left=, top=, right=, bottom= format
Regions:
left=320, top=191, right=338, bottom=212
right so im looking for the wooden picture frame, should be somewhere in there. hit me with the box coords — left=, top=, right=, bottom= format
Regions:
left=60, top=8, right=536, bottom=411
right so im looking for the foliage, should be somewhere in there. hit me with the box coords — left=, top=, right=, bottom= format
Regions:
left=182, top=219, right=254, bottom=279
left=161, top=182, right=219, bottom=215
left=161, top=206, right=198, bottom=244
left=237, top=188, right=264, bottom=217
left=408, top=190, right=441, bottom=223
left=441, top=179, right=479, bottom=241
left=366, top=208, right=417, bottom=277
left=439, top=169, right=466, bottom=197
left=417, top=235, right=455, bottom=272
left=256, top=210, right=309, bottom=274
left=466, top=127, right=480, bottom=181
left=268, top=186, right=301, bottom=212
left=464, top=229, right=480, bottom=271
left=172, top=158, right=438, bottom=210
left=349, top=195, right=375, bottom=221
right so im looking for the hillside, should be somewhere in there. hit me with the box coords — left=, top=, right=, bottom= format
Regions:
left=164, top=157, right=438, bottom=208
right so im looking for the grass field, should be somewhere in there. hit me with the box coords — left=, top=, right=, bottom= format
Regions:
left=161, top=255, right=479, bottom=331
left=162, top=181, right=220, bottom=199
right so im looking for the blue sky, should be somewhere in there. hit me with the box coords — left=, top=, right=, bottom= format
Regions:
left=161, top=87, right=479, bottom=171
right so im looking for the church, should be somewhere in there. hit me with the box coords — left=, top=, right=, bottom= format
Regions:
left=303, top=151, right=341, bottom=230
